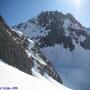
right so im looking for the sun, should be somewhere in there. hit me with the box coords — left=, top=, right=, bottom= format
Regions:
left=74, top=0, right=81, bottom=7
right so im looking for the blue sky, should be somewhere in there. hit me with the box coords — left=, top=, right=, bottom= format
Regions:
left=0, top=0, right=90, bottom=27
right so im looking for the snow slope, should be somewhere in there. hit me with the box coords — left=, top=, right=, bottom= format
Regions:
left=41, top=44, right=90, bottom=90
left=0, top=60, right=71, bottom=90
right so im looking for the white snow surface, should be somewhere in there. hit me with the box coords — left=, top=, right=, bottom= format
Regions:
left=28, top=38, right=35, bottom=48
left=63, top=19, right=72, bottom=30
left=63, top=19, right=72, bottom=37
left=12, top=28, right=23, bottom=37
left=16, top=22, right=49, bottom=41
left=0, top=60, right=71, bottom=90
left=71, top=24, right=82, bottom=30
left=41, top=44, right=90, bottom=90
left=25, top=49, right=32, bottom=58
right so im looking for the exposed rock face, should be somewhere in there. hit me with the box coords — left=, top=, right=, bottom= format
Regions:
left=0, top=16, right=32, bottom=75
left=0, top=16, right=63, bottom=84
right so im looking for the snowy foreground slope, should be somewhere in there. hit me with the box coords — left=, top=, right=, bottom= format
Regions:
left=0, top=60, right=71, bottom=90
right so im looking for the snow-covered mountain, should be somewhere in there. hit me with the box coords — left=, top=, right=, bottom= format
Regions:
left=13, top=11, right=90, bottom=90
left=0, top=15, right=65, bottom=87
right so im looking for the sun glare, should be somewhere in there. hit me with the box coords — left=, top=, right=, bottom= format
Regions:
left=74, top=0, right=81, bottom=7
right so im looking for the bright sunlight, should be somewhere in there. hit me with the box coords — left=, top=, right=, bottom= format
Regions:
left=74, top=0, right=81, bottom=7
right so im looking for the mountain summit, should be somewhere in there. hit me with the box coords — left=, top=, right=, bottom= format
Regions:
left=13, top=11, right=90, bottom=90
left=13, top=11, right=87, bottom=51
left=0, top=15, right=63, bottom=86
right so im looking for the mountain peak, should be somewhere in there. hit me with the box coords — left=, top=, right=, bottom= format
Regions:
left=6, top=10, right=90, bottom=90
left=13, top=11, right=86, bottom=51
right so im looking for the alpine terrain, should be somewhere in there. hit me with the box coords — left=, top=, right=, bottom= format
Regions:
left=13, top=11, right=90, bottom=90
left=0, top=15, right=71, bottom=90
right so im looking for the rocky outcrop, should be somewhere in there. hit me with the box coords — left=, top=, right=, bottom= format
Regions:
left=0, top=16, right=63, bottom=84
